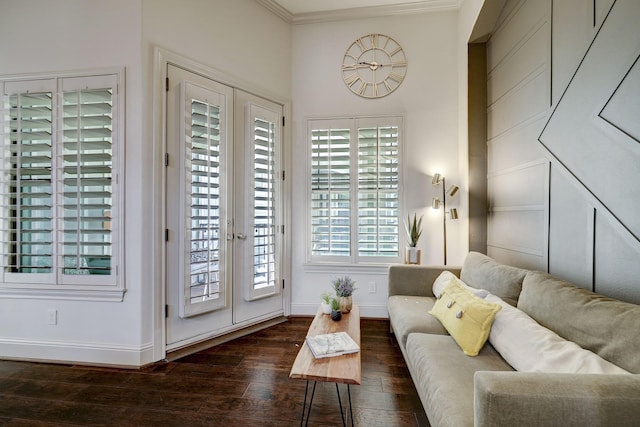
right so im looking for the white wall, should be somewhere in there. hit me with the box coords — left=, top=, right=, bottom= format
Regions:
left=0, top=0, right=291, bottom=366
left=0, top=0, right=147, bottom=366
left=0, top=0, right=471, bottom=363
left=142, top=0, right=292, bottom=360
left=290, top=11, right=461, bottom=317
left=142, top=0, right=292, bottom=99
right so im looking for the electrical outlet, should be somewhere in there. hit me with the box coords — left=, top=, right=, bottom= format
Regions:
left=368, top=281, right=376, bottom=293
left=47, top=309, right=57, bottom=325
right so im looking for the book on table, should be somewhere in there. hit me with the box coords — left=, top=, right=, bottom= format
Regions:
left=305, top=331, right=360, bottom=359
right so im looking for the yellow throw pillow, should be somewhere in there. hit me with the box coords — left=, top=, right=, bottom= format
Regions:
left=428, top=279, right=502, bottom=356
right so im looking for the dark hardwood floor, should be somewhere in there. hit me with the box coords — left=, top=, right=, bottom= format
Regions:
left=0, top=317, right=429, bottom=426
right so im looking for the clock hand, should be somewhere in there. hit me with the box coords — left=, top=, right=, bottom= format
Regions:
left=358, top=61, right=382, bottom=70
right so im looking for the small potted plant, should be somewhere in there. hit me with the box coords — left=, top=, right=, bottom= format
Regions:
left=320, top=291, right=332, bottom=314
left=332, top=275, right=356, bottom=313
left=404, top=213, right=423, bottom=264
left=330, top=297, right=342, bottom=321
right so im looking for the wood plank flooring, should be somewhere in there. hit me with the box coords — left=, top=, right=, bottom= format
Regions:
left=0, top=317, right=429, bottom=426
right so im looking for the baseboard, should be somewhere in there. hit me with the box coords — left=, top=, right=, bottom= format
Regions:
left=0, top=338, right=155, bottom=368
left=291, top=303, right=389, bottom=319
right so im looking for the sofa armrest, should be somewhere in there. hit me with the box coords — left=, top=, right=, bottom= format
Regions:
left=388, top=264, right=461, bottom=297
left=474, top=371, right=640, bottom=427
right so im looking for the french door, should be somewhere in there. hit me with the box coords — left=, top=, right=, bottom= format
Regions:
left=165, top=64, right=284, bottom=350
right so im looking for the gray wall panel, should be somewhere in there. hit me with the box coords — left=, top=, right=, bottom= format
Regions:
left=595, top=214, right=640, bottom=305
left=486, top=0, right=550, bottom=269
left=485, top=0, right=640, bottom=304
left=548, top=168, right=594, bottom=290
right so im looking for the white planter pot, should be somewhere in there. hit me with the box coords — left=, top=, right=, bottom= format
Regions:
left=405, top=247, right=422, bottom=264
left=320, top=301, right=332, bottom=314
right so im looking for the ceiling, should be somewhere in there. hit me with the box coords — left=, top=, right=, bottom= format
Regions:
left=273, top=0, right=430, bottom=15
left=258, top=0, right=460, bottom=23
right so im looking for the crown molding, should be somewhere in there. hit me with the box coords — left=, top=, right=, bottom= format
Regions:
left=256, top=0, right=460, bottom=24
left=256, top=0, right=294, bottom=22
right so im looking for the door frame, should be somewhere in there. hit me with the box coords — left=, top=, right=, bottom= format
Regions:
left=151, top=47, right=291, bottom=362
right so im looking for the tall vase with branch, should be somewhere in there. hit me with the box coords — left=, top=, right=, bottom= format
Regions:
left=404, top=213, right=423, bottom=264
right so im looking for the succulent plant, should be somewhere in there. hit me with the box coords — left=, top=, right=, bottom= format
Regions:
left=405, top=213, right=423, bottom=247
left=321, top=291, right=332, bottom=304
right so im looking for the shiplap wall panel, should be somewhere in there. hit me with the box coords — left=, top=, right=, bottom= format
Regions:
left=486, top=0, right=550, bottom=270
left=487, top=0, right=549, bottom=74
left=595, top=215, right=640, bottom=304
left=600, top=61, right=640, bottom=139
left=596, top=0, right=616, bottom=26
left=488, top=162, right=548, bottom=259
left=487, top=70, right=548, bottom=140
left=548, top=169, right=594, bottom=290
left=540, top=0, right=640, bottom=241
left=488, top=210, right=546, bottom=256
left=487, top=0, right=640, bottom=305
left=488, top=20, right=549, bottom=106
left=487, top=246, right=546, bottom=271
left=487, top=116, right=546, bottom=172
left=489, top=162, right=547, bottom=208
left=551, top=0, right=595, bottom=104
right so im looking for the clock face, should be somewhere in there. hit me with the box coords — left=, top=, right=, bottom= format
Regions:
left=342, top=33, right=407, bottom=99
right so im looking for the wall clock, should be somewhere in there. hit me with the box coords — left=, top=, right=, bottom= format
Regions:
left=341, top=33, right=408, bottom=99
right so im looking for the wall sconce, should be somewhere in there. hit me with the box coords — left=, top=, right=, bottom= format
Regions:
left=432, top=173, right=459, bottom=265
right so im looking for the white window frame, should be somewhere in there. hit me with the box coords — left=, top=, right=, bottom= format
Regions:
left=306, top=115, right=403, bottom=266
left=0, top=68, right=125, bottom=302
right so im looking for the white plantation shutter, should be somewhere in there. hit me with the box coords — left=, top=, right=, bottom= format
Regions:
left=1, top=80, right=55, bottom=282
left=59, top=76, right=116, bottom=282
left=357, top=121, right=399, bottom=258
left=250, top=109, right=280, bottom=297
left=309, top=117, right=401, bottom=264
left=0, top=71, right=123, bottom=296
left=180, top=81, right=228, bottom=317
left=311, top=122, right=351, bottom=259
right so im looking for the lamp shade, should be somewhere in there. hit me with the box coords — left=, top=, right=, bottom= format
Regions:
left=449, top=208, right=458, bottom=219
left=432, top=197, right=441, bottom=209
left=447, top=185, right=459, bottom=197
left=432, top=173, right=442, bottom=186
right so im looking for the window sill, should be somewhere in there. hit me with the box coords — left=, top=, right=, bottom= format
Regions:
left=303, top=262, right=396, bottom=275
left=0, top=286, right=126, bottom=302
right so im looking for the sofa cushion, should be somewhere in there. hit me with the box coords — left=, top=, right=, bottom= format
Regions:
left=432, top=271, right=488, bottom=299
left=486, top=293, right=628, bottom=374
left=518, top=271, right=640, bottom=374
left=387, top=295, right=447, bottom=348
left=460, top=252, right=527, bottom=306
left=429, top=280, right=501, bottom=356
left=406, top=334, right=513, bottom=427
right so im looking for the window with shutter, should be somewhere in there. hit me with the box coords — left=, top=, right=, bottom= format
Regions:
left=308, top=116, right=401, bottom=265
left=181, top=83, right=227, bottom=317
left=0, top=70, right=123, bottom=299
left=253, top=116, right=277, bottom=291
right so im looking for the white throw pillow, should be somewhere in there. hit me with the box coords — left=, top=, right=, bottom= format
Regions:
left=486, top=293, right=629, bottom=374
left=432, top=271, right=488, bottom=299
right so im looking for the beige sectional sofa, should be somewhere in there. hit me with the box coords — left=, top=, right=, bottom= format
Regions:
left=387, top=252, right=640, bottom=426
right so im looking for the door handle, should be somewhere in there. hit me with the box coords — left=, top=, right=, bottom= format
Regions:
left=236, top=233, right=247, bottom=240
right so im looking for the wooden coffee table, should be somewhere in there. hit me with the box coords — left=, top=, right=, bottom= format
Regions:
left=289, top=304, right=361, bottom=426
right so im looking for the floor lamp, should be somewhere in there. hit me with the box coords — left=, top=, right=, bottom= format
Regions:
left=432, top=173, right=459, bottom=265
